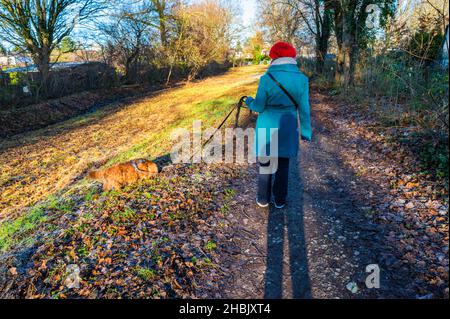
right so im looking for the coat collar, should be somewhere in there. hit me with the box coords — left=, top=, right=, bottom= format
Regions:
left=268, top=63, right=300, bottom=73
left=270, top=57, right=298, bottom=66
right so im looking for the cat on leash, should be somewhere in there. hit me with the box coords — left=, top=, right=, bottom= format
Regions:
left=88, top=159, right=158, bottom=191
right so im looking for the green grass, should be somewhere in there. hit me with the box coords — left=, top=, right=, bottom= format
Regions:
left=84, top=188, right=97, bottom=202
left=191, top=97, right=236, bottom=118
left=104, top=96, right=238, bottom=167
left=0, top=195, right=76, bottom=252
left=219, top=187, right=236, bottom=214
left=224, top=188, right=236, bottom=198
left=220, top=204, right=229, bottom=213
left=106, top=139, right=153, bottom=167
left=136, top=267, right=156, bottom=281
left=46, top=195, right=75, bottom=212
left=192, top=256, right=213, bottom=268
left=201, top=257, right=213, bottom=267
left=111, top=207, right=136, bottom=223
left=77, top=245, right=89, bottom=258
left=204, top=240, right=217, bottom=251
left=0, top=205, right=47, bottom=252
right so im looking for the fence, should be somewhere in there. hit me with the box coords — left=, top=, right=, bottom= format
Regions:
left=0, top=62, right=117, bottom=109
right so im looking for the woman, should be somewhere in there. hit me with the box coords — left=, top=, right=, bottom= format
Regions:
left=245, top=41, right=312, bottom=208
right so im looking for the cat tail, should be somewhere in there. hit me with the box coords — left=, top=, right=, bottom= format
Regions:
left=88, top=169, right=104, bottom=180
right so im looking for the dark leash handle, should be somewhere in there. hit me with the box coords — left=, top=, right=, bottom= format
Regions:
left=234, top=95, right=247, bottom=128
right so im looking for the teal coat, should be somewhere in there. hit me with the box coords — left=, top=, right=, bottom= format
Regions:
left=247, top=63, right=312, bottom=158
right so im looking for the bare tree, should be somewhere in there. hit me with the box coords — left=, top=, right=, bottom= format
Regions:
left=290, top=0, right=333, bottom=73
left=331, top=0, right=395, bottom=86
left=0, top=0, right=104, bottom=95
left=121, top=0, right=179, bottom=47
left=258, top=0, right=333, bottom=73
left=148, top=0, right=171, bottom=47
left=99, top=3, right=154, bottom=83
left=170, top=0, right=233, bottom=80
left=258, top=0, right=303, bottom=44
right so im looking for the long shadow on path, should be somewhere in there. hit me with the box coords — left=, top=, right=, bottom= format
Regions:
left=264, top=157, right=311, bottom=298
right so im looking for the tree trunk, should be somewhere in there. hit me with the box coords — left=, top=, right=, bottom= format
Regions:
left=153, top=0, right=168, bottom=47
left=315, top=6, right=332, bottom=74
left=340, top=11, right=361, bottom=88
left=166, top=62, right=173, bottom=85
left=315, top=47, right=325, bottom=74
left=316, top=34, right=329, bottom=74
left=124, top=45, right=141, bottom=84
left=348, top=44, right=359, bottom=86
left=125, top=60, right=132, bottom=83
left=331, top=0, right=361, bottom=87
left=159, top=16, right=167, bottom=47
left=332, top=0, right=343, bottom=83
left=35, top=49, right=51, bottom=98
left=335, top=42, right=344, bottom=84
left=340, top=34, right=356, bottom=87
left=124, top=58, right=138, bottom=84
left=333, top=1, right=358, bottom=87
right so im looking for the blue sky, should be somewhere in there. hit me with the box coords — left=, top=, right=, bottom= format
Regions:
left=1, top=0, right=259, bottom=51
left=241, top=0, right=257, bottom=26
left=240, top=0, right=258, bottom=39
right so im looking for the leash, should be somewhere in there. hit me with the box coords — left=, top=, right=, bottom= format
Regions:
left=189, top=96, right=248, bottom=162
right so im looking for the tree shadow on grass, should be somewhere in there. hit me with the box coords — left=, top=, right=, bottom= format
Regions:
left=264, top=157, right=312, bottom=299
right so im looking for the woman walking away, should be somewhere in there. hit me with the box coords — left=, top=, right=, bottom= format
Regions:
left=245, top=41, right=312, bottom=209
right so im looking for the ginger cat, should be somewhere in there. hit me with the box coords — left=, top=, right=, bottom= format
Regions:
left=88, top=159, right=158, bottom=191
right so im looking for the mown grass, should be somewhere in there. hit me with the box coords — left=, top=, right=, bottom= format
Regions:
left=106, top=96, right=245, bottom=166
left=0, top=65, right=264, bottom=253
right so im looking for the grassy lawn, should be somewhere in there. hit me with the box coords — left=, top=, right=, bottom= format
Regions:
left=0, top=65, right=265, bottom=253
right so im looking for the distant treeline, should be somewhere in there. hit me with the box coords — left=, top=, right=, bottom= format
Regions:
left=0, top=0, right=237, bottom=106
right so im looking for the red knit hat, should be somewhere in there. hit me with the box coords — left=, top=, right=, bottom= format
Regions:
left=269, top=41, right=297, bottom=60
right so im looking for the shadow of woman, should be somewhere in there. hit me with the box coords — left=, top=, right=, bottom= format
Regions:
left=264, top=156, right=312, bottom=298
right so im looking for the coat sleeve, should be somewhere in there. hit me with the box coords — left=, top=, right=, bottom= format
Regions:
left=299, top=77, right=312, bottom=141
left=247, top=75, right=267, bottom=113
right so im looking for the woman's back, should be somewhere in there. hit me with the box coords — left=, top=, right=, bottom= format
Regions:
left=260, top=63, right=308, bottom=112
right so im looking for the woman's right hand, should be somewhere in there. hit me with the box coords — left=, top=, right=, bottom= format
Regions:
left=245, top=96, right=255, bottom=105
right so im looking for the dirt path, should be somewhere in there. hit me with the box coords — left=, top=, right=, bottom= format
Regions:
left=219, top=91, right=448, bottom=299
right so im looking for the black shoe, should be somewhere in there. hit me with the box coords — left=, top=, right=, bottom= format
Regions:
left=256, top=197, right=269, bottom=208
left=273, top=200, right=286, bottom=209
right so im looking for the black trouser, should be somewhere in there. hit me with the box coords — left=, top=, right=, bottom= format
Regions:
left=257, top=157, right=290, bottom=204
